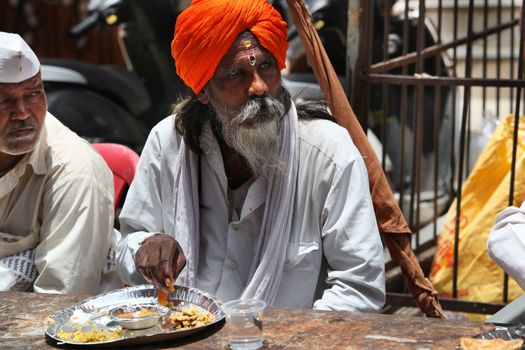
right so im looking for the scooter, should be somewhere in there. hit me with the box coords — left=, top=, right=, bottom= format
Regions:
left=42, top=59, right=149, bottom=151
left=41, top=0, right=192, bottom=152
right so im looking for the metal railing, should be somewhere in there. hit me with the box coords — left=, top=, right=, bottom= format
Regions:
left=349, top=0, right=525, bottom=314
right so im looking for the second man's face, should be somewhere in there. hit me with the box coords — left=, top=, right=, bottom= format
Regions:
left=0, top=73, right=46, bottom=156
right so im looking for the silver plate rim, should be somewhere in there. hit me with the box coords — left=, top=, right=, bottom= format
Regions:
left=45, top=284, right=225, bottom=346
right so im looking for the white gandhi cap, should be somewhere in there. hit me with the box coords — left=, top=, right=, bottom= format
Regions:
left=0, top=32, right=40, bottom=83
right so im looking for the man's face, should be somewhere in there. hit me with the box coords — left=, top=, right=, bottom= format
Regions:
left=201, top=34, right=287, bottom=178
left=0, top=74, right=46, bottom=156
left=204, top=34, right=282, bottom=117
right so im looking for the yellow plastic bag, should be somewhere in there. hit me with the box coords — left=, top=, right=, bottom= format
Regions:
left=430, top=115, right=525, bottom=308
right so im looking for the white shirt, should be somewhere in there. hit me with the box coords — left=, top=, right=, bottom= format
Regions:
left=0, top=113, right=114, bottom=294
left=487, top=200, right=525, bottom=290
left=117, top=114, right=385, bottom=312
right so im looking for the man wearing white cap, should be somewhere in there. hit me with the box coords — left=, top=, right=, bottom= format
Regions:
left=0, top=32, right=114, bottom=294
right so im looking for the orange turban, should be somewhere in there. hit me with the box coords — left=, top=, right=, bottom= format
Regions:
left=171, top=0, right=288, bottom=94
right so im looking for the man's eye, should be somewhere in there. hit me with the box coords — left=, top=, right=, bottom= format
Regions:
left=227, top=69, right=242, bottom=77
left=28, top=90, right=42, bottom=97
left=0, top=97, right=7, bottom=104
left=260, top=59, right=274, bottom=69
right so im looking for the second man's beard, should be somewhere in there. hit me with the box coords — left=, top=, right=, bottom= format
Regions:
left=206, top=88, right=287, bottom=179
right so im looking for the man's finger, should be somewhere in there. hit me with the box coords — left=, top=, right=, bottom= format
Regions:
left=150, top=256, right=168, bottom=286
left=138, top=265, right=155, bottom=284
left=162, top=256, right=175, bottom=288
left=137, top=246, right=163, bottom=285
left=176, top=253, right=186, bottom=276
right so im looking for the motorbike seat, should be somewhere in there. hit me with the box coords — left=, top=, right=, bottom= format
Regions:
left=41, top=58, right=150, bottom=116
left=92, top=143, right=140, bottom=211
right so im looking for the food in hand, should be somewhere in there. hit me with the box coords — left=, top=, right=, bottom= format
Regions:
left=158, top=288, right=170, bottom=306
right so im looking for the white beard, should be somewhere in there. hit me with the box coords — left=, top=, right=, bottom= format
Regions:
left=224, top=117, right=283, bottom=178
left=207, top=91, right=286, bottom=178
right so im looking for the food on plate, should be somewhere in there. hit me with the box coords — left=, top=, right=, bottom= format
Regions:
left=114, top=307, right=160, bottom=319
left=460, top=337, right=524, bottom=350
left=47, top=285, right=223, bottom=346
left=110, top=304, right=169, bottom=330
left=56, top=326, right=123, bottom=343
left=162, top=305, right=215, bottom=330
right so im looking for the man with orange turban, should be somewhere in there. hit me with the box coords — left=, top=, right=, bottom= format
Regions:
left=116, top=0, right=385, bottom=312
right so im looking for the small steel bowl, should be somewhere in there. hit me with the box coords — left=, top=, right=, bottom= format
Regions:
left=110, top=304, right=169, bottom=330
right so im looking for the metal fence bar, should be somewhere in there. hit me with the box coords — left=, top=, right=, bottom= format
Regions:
left=452, top=0, right=475, bottom=301
left=433, top=0, right=444, bottom=241
left=370, top=20, right=519, bottom=74
left=510, top=0, right=516, bottom=108
left=366, top=75, right=525, bottom=87
left=413, top=0, right=427, bottom=247
left=381, top=0, right=391, bottom=174
left=362, top=0, right=523, bottom=314
left=386, top=293, right=505, bottom=315
left=346, top=0, right=360, bottom=110
left=482, top=1, right=488, bottom=112
left=497, top=0, right=502, bottom=117
left=504, top=1, right=525, bottom=305
left=449, top=2, right=459, bottom=263
left=353, top=0, right=373, bottom=130
left=398, top=0, right=410, bottom=214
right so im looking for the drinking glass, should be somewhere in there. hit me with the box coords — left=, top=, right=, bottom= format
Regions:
left=221, top=299, right=267, bottom=350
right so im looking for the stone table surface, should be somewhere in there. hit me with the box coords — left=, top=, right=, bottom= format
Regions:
left=0, top=291, right=494, bottom=349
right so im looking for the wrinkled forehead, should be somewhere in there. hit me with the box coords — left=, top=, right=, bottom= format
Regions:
left=0, top=73, right=43, bottom=94
left=218, top=32, right=274, bottom=67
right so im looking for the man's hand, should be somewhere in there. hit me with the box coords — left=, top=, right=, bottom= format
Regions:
left=135, top=234, right=186, bottom=288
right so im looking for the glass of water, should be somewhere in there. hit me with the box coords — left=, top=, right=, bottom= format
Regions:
left=221, top=298, right=267, bottom=350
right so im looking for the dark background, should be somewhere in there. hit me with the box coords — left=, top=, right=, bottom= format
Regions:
left=0, top=0, right=124, bottom=66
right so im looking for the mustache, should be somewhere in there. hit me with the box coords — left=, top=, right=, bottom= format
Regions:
left=231, top=94, right=285, bottom=125
left=4, top=118, right=38, bottom=134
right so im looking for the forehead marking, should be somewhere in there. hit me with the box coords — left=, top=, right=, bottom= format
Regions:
left=241, top=39, right=254, bottom=49
left=249, top=55, right=256, bottom=66
left=239, top=39, right=257, bottom=66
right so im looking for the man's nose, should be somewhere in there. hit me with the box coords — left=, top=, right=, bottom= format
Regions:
left=10, top=99, right=30, bottom=120
left=248, top=72, right=268, bottom=96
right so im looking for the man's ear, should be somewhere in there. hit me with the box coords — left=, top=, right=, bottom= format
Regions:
left=197, top=91, right=209, bottom=104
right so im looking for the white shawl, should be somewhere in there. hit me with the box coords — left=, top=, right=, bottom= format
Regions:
left=173, top=103, right=299, bottom=305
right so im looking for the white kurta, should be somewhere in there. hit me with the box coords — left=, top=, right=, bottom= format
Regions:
left=0, top=112, right=114, bottom=294
left=487, top=200, right=525, bottom=291
left=117, top=114, right=385, bottom=312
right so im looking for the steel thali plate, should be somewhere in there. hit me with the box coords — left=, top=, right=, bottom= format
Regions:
left=45, top=284, right=225, bottom=346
